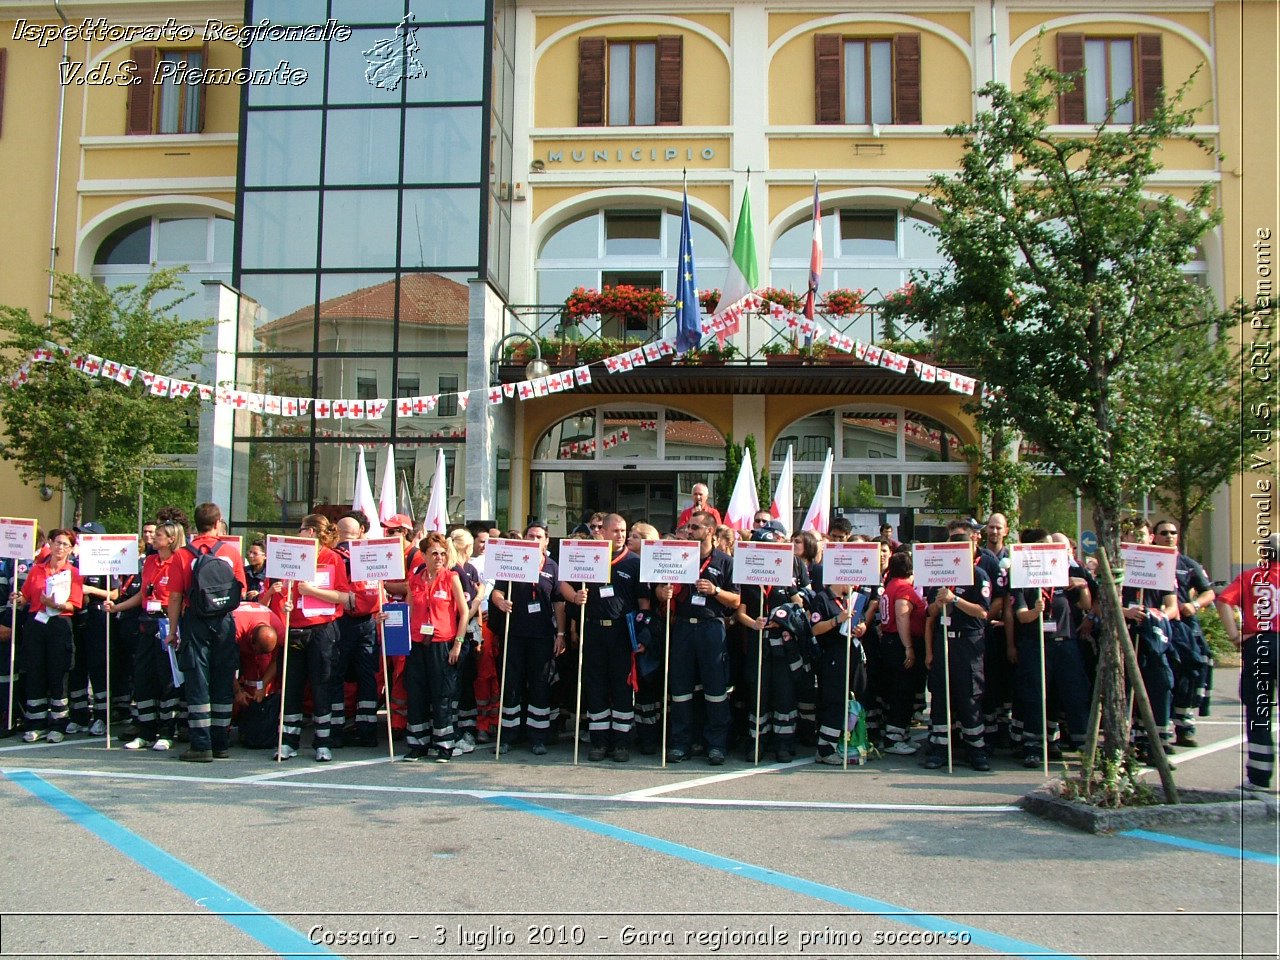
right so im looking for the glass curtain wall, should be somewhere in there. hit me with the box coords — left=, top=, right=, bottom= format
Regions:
left=232, top=0, right=493, bottom=536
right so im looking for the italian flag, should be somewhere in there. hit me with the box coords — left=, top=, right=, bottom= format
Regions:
left=713, top=187, right=759, bottom=337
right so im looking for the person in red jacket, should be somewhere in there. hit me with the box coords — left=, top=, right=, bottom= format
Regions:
left=232, top=601, right=287, bottom=709
left=264, top=514, right=351, bottom=762
left=1216, top=537, right=1279, bottom=795
left=878, top=549, right=926, bottom=756
left=676, top=483, right=722, bottom=530
left=167, top=503, right=247, bottom=763
left=404, top=532, right=469, bottom=762
left=18, top=528, right=84, bottom=742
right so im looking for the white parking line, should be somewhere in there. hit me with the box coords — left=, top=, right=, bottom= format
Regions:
left=234, top=755, right=396, bottom=782
left=1139, top=735, right=1246, bottom=772
left=615, top=760, right=795, bottom=799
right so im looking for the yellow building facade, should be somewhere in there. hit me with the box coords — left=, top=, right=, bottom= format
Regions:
left=0, top=1, right=1274, bottom=573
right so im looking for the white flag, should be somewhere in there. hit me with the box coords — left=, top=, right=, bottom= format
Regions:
left=352, top=446, right=381, bottom=535
left=769, top=445, right=795, bottom=537
left=723, top=447, right=760, bottom=534
left=376, top=442, right=397, bottom=532
left=422, top=448, right=450, bottom=533
left=800, top=448, right=833, bottom=536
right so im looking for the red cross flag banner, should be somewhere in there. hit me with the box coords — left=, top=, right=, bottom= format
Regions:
left=639, top=540, right=702, bottom=584
left=558, top=539, right=612, bottom=584
left=149, top=375, right=171, bottom=397
left=732, top=540, right=795, bottom=587
left=348, top=537, right=407, bottom=582
left=366, top=399, right=389, bottom=419
left=1119, top=542, right=1178, bottom=593
left=487, top=538, right=544, bottom=583
left=574, top=366, right=592, bottom=386
left=265, top=535, right=318, bottom=583
left=264, top=395, right=282, bottom=415
left=822, top=541, right=884, bottom=587
left=0, top=517, right=37, bottom=561
left=913, top=541, right=975, bottom=589
left=1008, top=542, right=1071, bottom=590
left=77, top=534, right=140, bottom=577
left=314, top=399, right=331, bottom=418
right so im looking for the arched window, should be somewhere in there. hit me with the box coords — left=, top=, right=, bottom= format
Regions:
left=536, top=207, right=729, bottom=308
left=529, top=405, right=725, bottom=535
left=770, top=207, right=945, bottom=303
left=92, top=214, right=233, bottom=320
left=771, top=405, right=971, bottom=529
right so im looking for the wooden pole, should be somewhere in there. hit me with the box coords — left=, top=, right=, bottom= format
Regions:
left=6, top=601, right=16, bottom=736
left=942, top=612, right=953, bottom=774
left=104, top=610, right=112, bottom=749
left=275, top=581, right=292, bottom=762
left=842, top=594, right=853, bottom=772
left=1038, top=610, right=1049, bottom=776
left=753, top=593, right=764, bottom=765
left=660, top=600, right=672, bottom=768
left=376, top=590, right=394, bottom=760
left=494, top=605, right=512, bottom=760
left=573, top=602, right=586, bottom=765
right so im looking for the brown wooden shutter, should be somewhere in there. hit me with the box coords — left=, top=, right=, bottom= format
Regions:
left=196, top=41, right=210, bottom=132
left=0, top=49, right=7, bottom=138
left=126, top=46, right=156, bottom=135
left=814, top=33, right=843, bottom=124
left=655, top=35, right=683, bottom=125
left=1136, top=34, right=1163, bottom=121
left=893, top=33, right=922, bottom=124
left=577, top=37, right=606, bottom=127
left=1056, top=33, right=1086, bottom=124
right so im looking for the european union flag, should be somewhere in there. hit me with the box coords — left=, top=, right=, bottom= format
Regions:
left=673, top=191, right=701, bottom=356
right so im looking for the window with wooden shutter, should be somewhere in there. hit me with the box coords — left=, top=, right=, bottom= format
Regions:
left=578, top=36, right=606, bottom=126
left=1135, top=34, right=1163, bottom=121
left=893, top=34, right=921, bottom=124
left=1056, top=33, right=1086, bottom=124
left=654, top=35, right=682, bottom=125
left=126, top=46, right=157, bottom=135
left=814, top=34, right=843, bottom=124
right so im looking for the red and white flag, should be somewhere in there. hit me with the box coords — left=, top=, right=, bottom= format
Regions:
left=422, top=448, right=450, bottom=534
left=574, top=366, right=592, bottom=386
left=769, top=445, right=795, bottom=536
left=149, top=375, right=171, bottom=397
left=723, top=447, right=760, bottom=533
left=800, top=448, right=833, bottom=536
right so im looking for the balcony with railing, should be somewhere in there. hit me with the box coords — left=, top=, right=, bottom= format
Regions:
left=494, top=287, right=957, bottom=393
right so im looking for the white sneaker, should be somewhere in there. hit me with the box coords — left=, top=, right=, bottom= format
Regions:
left=816, top=752, right=845, bottom=765
left=315, top=746, right=332, bottom=762
left=151, top=738, right=172, bottom=751
left=456, top=735, right=476, bottom=754
left=273, top=744, right=297, bottom=761
left=124, top=736, right=152, bottom=750
left=885, top=740, right=919, bottom=755
left=46, top=729, right=65, bottom=744
left=88, top=720, right=107, bottom=736
left=22, top=729, right=45, bottom=743
left=1241, top=781, right=1278, bottom=795
left=64, top=722, right=83, bottom=735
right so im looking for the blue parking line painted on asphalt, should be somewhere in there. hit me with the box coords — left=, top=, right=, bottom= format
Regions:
left=5, top=771, right=341, bottom=959
left=490, top=795, right=1084, bottom=960
left=1120, top=828, right=1280, bottom=866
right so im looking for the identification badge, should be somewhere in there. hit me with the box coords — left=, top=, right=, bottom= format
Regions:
left=599, top=585, right=615, bottom=598
left=939, top=615, right=951, bottom=626
left=528, top=602, right=541, bottom=613
left=146, top=599, right=162, bottom=613
left=691, top=594, right=707, bottom=606
left=433, top=590, right=449, bottom=600
left=1043, top=621, right=1058, bottom=633
left=420, top=624, right=435, bottom=636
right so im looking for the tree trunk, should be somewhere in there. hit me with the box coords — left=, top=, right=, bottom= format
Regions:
left=1091, top=504, right=1130, bottom=765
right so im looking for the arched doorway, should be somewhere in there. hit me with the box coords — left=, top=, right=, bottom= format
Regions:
left=530, top=405, right=725, bottom=535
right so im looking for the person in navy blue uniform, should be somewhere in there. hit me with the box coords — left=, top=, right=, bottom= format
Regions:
left=1151, top=521, right=1215, bottom=747
left=489, top=521, right=566, bottom=755
left=655, top=511, right=739, bottom=765
left=562, top=514, right=648, bottom=762
left=922, top=533, right=993, bottom=771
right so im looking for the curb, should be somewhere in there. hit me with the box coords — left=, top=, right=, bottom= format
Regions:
left=1020, top=781, right=1279, bottom=834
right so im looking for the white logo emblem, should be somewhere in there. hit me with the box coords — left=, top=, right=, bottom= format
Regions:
left=363, top=14, right=428, bottom=91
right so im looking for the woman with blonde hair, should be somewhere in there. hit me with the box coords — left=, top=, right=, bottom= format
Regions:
left=266, top=514, right=352, bottom=762
left=448, top=527, right=486, bottom=751
left=405, top=531, right=469, bottom=761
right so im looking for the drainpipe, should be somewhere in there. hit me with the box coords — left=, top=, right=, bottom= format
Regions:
left=48, top=0, right=70, bottom=317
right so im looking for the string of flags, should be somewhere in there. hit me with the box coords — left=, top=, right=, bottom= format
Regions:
left=8, top=292, right=990, bottom=417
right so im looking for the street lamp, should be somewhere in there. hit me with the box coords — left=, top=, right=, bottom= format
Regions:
left=490, top=332, right=551, bottom=385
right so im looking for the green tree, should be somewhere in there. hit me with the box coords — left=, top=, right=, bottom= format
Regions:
left=0, top=269, right=210, bottom=523
left=1148, top=325, right=1271, bottom=539
left=905, top=61, right=1243, bottom=780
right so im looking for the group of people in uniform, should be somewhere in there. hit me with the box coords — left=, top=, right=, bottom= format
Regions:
left=0, top=500, right=1273, bottom=794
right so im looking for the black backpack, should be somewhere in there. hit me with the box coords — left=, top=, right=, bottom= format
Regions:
left=183, top=542, right=242, bottom=619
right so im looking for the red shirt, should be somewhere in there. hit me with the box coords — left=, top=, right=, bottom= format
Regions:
left=168, top=534, right=249, bottom=601
left=140, top=552, right=177, bottom=614
left=409, top=567, right=463, bottom=644
left=22, top=559, right=84, bottom=617
left=678, top=504, right=722, bottom=528
left=233, top=602, right=286, bottom=696
left=879, top=577, right=926, bottom=637
left=1218, top=563, right=1280, bottom=635
left=267, top=545, right=350, bottom=628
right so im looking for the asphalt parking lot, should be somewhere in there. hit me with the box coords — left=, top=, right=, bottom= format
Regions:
left=0, top=668, right=1275, bottom=960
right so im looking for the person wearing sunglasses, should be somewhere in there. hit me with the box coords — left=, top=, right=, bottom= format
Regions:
left=402, top=532, right=469, bottom=762
left=17, top=529, right=85, bottom=743
left=1152, top=521, right=1216, bottom=748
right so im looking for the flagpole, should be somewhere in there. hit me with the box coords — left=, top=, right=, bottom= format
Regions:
left=276, top=582, right=293, bottom=762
